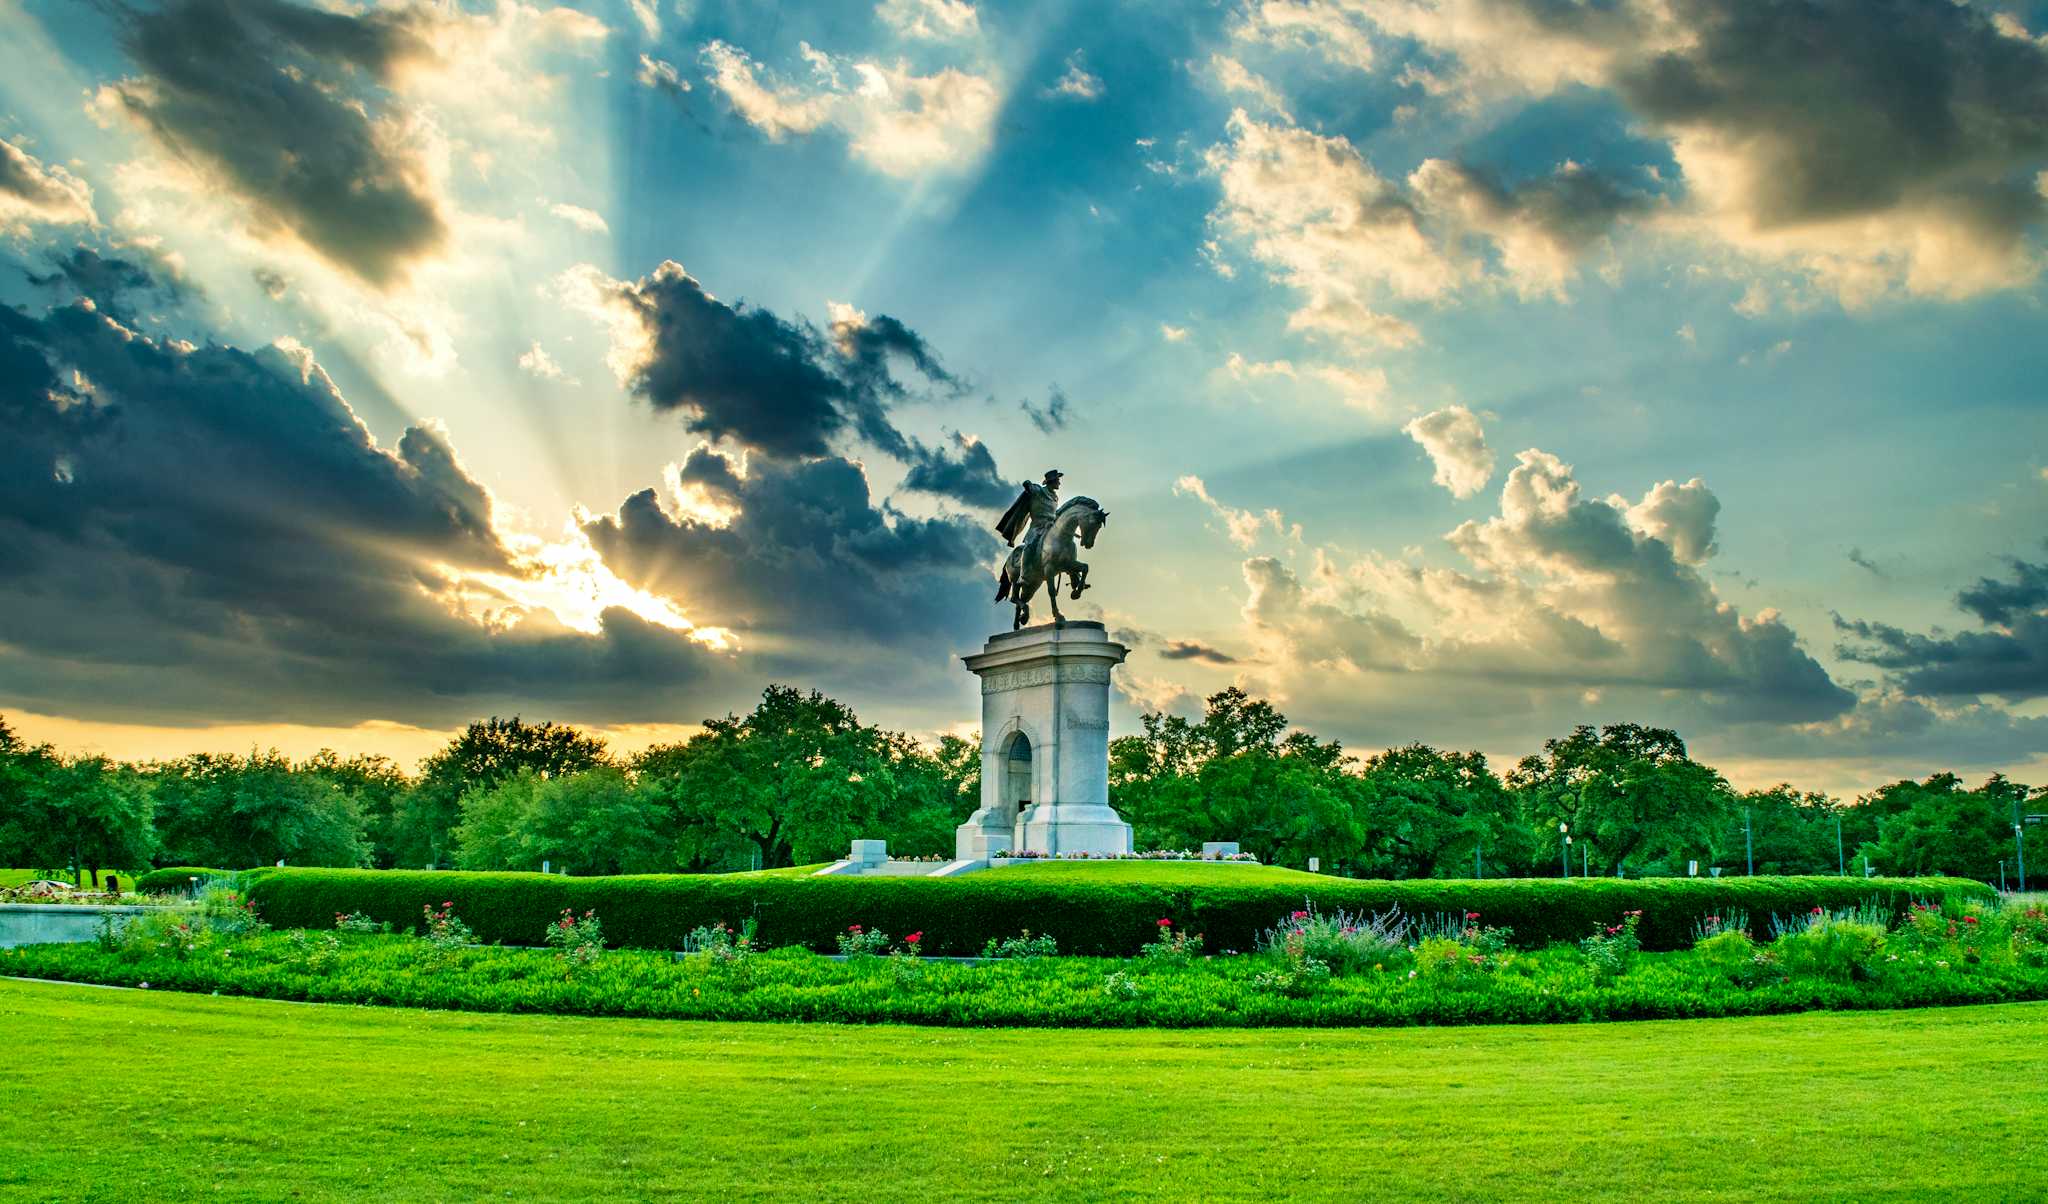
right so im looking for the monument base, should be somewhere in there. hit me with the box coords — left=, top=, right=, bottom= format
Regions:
left=954, top=621, right=1135, bottom=859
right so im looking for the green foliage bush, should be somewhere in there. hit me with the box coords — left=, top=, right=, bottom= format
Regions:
left=134, top=867, right=238, bottom=895
left=240, top=868, right=1992, bottom=956
left=1773, top=914, right=1887, bottom=982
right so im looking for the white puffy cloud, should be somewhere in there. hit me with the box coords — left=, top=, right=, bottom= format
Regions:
left=1175, top=475, right=1298, bottom=550
left=546, top=202, right=608, bottom=233
left=1620, top=477, right=1719, bottom=564
left=1205, top=54, right=1292, bottom=120
left=1203, top=110, right=1650, bottom=343
left=0, top=136, right=97, bottom=234
left=875, top=0, right=980, bottom=42
left=1326, top=0, right=2048, bottom=306
left=1402, top=405, right=1493, bottom=498
left=1231, top=0, right=1376, bottom=71
left=1045, top=51, right=1103, bottom=101
left=698, top=39, right=998, bottom=178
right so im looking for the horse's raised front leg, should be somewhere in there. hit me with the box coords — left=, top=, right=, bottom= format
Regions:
left=1069, top=561, right=1089, bottom=599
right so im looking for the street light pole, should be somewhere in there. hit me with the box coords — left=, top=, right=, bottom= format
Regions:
left=1745, top=808, right=1754, bottom=876
left=1582, top=842, right=1589, bottom=878
left=1835, top=815, right=1844, bottom=877
left=1560, top=822, right=1570, bottom=880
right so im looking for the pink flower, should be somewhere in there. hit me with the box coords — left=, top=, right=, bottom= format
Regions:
left=444, top=901, right=454, bottom=908
left=1157, top=918, right=1173, bottom=927
left=1465, top=912, right=1481, bottom=921
left=1811, top=907, right=1823, bottom=915
left=1291, top=910, right=1308, bottom=920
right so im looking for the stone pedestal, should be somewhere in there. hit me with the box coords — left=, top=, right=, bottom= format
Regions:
left=955, top=621, right=1134, bottom=859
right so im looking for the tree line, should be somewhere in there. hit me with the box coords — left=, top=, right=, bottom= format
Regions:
left=2, top=686, right=2041, bottom=884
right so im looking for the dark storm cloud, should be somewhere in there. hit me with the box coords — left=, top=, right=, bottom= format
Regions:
left=584, top=447, right=998, bottom=651
left=1419, top=158, right=1653, bottom=253
left=599, top=262, right=962, bottom=460
left=1020, top=385, right=1072, bottom=433
left=27, top=247, right=186, bottom=324
left=1836, top=555, right=2048, bottom=702
left=901, top=433, right=1011, bottom=508
left=0, top=293, right=731, bottom=727
left=1158, top=640, right=1240, bottom=665
left=105, top=0, right=446, bottom=286
left=1614, top=0, right=2048, bottom=237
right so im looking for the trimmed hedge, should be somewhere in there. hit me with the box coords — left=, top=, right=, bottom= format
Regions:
left=135, top=867, right=244, bottom=894
left=242, top=869, right=1994, bottom=956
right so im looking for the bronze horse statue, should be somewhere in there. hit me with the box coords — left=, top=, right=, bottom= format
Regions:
left=995, top=496, right=1109, bottom=630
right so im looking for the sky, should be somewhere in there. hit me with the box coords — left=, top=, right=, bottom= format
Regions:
left=1, top=0, right=2046, bottom=795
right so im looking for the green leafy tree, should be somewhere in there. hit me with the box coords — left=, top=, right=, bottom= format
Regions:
left=1111, top=689, right=1365, bottom=869
left=302, top=750, right=411, bottom=868
left=1508, top=724, right=1734, bottom=875
left=1715, top=785, right=1849, bottom=875
left=1, top=746, right=155, bottom=887
left=148, top=751, right=370, bottom=869
left=392, top=718, right=609, bottom=868
left=1856, top=773, right=2024, bottom=881
left=454, top=766, right=672, bottom=875
left=652, top=686, right=898, bottom=869
left=1358, top=744, right=1530, bottom=878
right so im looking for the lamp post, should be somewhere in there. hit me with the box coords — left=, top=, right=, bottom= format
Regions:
left=1560, top=822, right=1570, bottom=880
left=1582, top=842, right=1589, bottom=878
left=1744, top=808, right=1754, bottom=876
left=1834, top=815, right=1844, bottom=877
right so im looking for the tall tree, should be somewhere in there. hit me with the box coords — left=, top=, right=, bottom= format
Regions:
left=1358, top=744, right=1530, bottom=879
left=391, top=718, right=609, bottom=868
left=1112, top=689, right=1366, bottom=870
left=652, top=686, right=897, bottom=869
left=454, top=766, right=673, bottom=875
left=149, top=751, right=370, bottom=869
left=302, top=750, right=411, bottom=868
left=1856, top=773, right=2024, bottom=881
left=1508, top=724, right=1734, bottom=875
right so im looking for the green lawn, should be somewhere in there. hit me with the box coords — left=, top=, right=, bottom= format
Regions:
left=2, top=979, right=2042, bottom=1202
left=987, top=859, right=1327, bottom=885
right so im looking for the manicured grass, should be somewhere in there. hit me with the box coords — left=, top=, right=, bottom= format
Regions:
left=0, top=867, right=146, bottom=888
left=0, top=979, right=2041, bottom=1201
left=988, top=860, right=1327, bottom=885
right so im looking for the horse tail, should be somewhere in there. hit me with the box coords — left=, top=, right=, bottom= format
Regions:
left=994, top=567, right=1011, bottom=602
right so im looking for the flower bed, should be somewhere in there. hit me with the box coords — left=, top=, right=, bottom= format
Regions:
left=9, top=894, right=2042, bottom=1029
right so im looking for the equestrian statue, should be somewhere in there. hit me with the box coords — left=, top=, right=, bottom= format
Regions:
left=994, top=468, right=1110, bottom=630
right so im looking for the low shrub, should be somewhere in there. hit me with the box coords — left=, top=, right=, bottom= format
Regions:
left=1774, top=911, right=1887, bottom=982
left=835, top=924, right=891, bottom=957
left=1259, top=905, right=1408, bottom=976
left=1692, top=929, right=1771, bottom=986
left=240, top=868, right=1994, bottom=957
left=544, top=909, right=604, bottom=966
left=981, top=930, right=1058, bottom=959
left=1579, top=910, right=1643, bottom=978
left=1137, top=918, right=1203, bottom=965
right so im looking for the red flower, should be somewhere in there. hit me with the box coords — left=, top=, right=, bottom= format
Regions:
left=1291, top=910, right=1308, bottom=920
left=1465, top=911, right=1481, bottom=921
left=1963, top=916, right=1979, bottom=925
left=443, top=901, right=454, bottom=908
left=906, top=932, right=923, bottom=944
left=1811, top=907, right=1823, bottom=915
left=1157, top=918, right=1173, bottom=927
left=849, top=924, right=862, bottom=933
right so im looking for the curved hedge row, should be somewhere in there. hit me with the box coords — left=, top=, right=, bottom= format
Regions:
left=242, top=869, right=1993, bottom=956
left=135, top=867, right=244, bottom=894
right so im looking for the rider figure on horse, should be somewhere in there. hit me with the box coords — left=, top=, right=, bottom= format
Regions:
left=995, top=469, right=1085, bottom=600
left=993, top=468, right=1108, bottom=629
